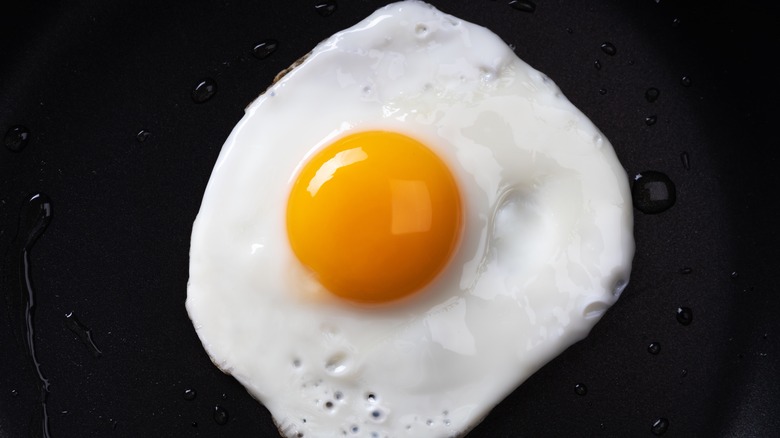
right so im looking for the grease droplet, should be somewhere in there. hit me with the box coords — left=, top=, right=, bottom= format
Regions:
left=252, top=39, right=279, bottom=59
left=651, top=417, right=669, bottom=435
left=65, top=312, right=102, bottom=357
left=5, top=125, right=30, bottom=152
left=214, top=405, right=229, bottom=425
left=681, top=152, right=690, bottom=170
left=648, top=342, right=661, bottom=355
left=574, top=383, right=588, bottom=396
left=632, top=171, right=677, bottom=214
left=600, top=42, right=617, bottom=56
left=681, top=76, right=692, bottom=87
left=508, top=0, right=536, bottom=12
left=645, top=87, right=660, bottom=102
left=645, top=115, right=658, bottom=126
left=676, top=307, right=693, bottom=326
left=599, top=88, right=607, bottom=95
left=183, top=389, right=197, bottom=401
left=192, top=78, right=217, bottom=103
left=135, top=130, right=151, bottom=143
left=594, top=60, right=602, bottom=70
left=314, top=0, right=337, bottom=17
left=730, top=271, right=739, bottom=280
left=679, top=267, right=692, bottom=274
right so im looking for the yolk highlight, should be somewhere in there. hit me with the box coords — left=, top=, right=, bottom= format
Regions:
left=286, top=131, right=462, bottom=304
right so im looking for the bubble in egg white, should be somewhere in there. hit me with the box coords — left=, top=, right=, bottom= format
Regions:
left=186, top=1, right=634, bottom=437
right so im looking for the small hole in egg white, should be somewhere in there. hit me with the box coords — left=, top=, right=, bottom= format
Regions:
left=334, top=391, right=343, bottom=400
left=415, top=24, right=428, bottom=36
left=325, top=352, right=349, bottom=375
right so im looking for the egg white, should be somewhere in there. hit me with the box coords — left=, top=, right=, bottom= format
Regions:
left=186, top=1, right=635, bottom=437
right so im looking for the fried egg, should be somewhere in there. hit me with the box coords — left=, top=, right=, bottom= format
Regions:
left=186, top=1, right=635, bottom=437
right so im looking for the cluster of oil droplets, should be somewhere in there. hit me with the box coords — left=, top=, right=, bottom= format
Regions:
left=180, top=388, right=232, bottom=428
left=572, top=289, right=694, bottom=435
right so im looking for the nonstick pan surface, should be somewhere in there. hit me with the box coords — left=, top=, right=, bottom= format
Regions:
left=2, top=0, right=779, bottom=437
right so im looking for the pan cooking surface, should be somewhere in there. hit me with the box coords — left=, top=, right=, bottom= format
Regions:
left=1, top=0, right=778, bottom=436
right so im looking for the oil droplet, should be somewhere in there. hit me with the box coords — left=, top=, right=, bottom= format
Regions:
left=135, top=130, right=151, bottom=143
left=651, top=417, right=669, bottom=435
left=214, top=405, right=229, bottom=425
left=680, top=369, right=688, bottom=377
left=314, top=0, right=337, bottom=17
left=192, top=78, right=218, bottom=103
left=681, top=76, right=692, bottom=87
left=566, top=27, right=573, bottom=34
left=645, top=115, right=658, bottom=126
left=672, top=18, right=681, bottom=28
left=252, top=39, right=279, bottom=60
left=599, top=88, right=607, bottom=95
left=730, top=271, right=739, bottom=280
left=645, top=87, right=660, bottom=102
left=5, top=125, right=30, bottom=152
left=594, top=60, right=602, bottom=70
left=183, top=389, right=197, bottom=401
left=600, top=42, right=617, bottom=56
left=574, top=383, right=588, bottom=396
left=680, top=152, right=690, bottom=170
left=65, top=312, right=102, bottom=357
left=192, top=421, right=198, bottom=427
left=679, top=267, right=692, bottom=274
left=632, top=171, right=676, bottom=214
left=508, top=0, right=536, bottom=12
left=648, top=342, right=661, bottom=355
left=676, top=307, right=693, bottom=326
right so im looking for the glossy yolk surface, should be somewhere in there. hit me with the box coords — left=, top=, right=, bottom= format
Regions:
left=286, top=131, right=462, bottom=304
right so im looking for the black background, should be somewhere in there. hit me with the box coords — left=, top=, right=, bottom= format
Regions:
left=2, top=0, right=779, bottom=437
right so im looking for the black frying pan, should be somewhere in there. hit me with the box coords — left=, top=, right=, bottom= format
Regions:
left=2, top=0, right=779, bottom=437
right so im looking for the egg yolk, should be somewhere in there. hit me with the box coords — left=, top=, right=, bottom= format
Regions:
left=286, top=131, right=462, bottom=304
